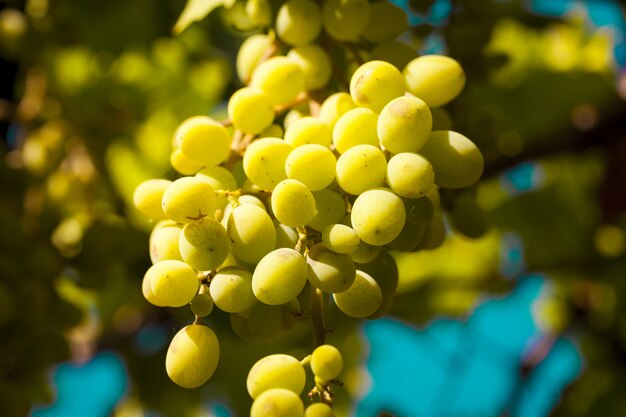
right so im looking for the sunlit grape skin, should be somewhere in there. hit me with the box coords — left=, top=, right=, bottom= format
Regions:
left=175, top=116, right=231, bottom=167
left=403, top=55, right=466, bottom=107
left=349, top=60, right=405, bottom=113
left=166, top=324, right=219, bottom=389
left=252, top=248, right=308, bottom=305
left=333, top=270, right=382, bottom=318
left=271, top=179, right=316, bottom=228
left=133, top=179, right=171, bottom=220
left=247, top=354, right=306, bottom=399
left=275, top=0, right=322, bottom=46
left=351, top=188, right=406, bottom=246
left=311, top=344, right=343, bottom=381
left=250, top=388, right=305, bottom=417
left=378, top=95, right=432, bottom=154
left=228, top=87, right=274, bottom=134
left=162, top=177, right=216, bottom=224
left=146, top=260, right=199, bottom=307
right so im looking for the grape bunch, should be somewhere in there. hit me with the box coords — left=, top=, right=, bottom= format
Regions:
left=133, top=0, right=484, bottom=413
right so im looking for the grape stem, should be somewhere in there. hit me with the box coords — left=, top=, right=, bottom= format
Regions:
left=310, top=286, right=327, bottom=348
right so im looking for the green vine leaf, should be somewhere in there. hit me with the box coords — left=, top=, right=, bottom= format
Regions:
left=173, top=0, right=237, bottom=35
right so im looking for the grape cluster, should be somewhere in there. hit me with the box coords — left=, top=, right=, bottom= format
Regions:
left=133, top=0, right=484, bottom=413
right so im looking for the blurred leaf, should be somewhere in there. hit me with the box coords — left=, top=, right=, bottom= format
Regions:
left=173, top=0, right=236, bottom=34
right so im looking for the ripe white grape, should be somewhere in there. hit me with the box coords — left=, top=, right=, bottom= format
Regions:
left=284, top=116, right=332, bottom=148
left=307, top=244, right=356, bottom=293
left=323, top=0, right=370, bottom=41
left=307, top=189, right=346, bottom=231
left=310, top=344, right=343, bottom=381
left=250, top=388, right=305, bottom=417
left=378, top=95, right=432, bottom=154
left=210, top=266, right=256, bottom=313
left=275, top=0, right=322, bottom=46
left=370, top=40, right=418, bottom=70
left=403, top=55, right=466, bottom=107
left=149, top=220, right=183, bottom=263
left=243, top=138, right=292, bottom=190
left=333, top=270, right=382, bottom=318
left=319, top=92, right=356, bottom=129
left=166, top=324, right=219, bottom=388
left=287, top=44, right=332, bottom=90
left=170, top=148, right=203, bottom=175
left=247, top=300, right=300, bottom=340
left=252, top=248, right=308, bottom=305
left=228, top=87, right=275, bottom=134
left=146, top=260, right=199, bottom=307
left=350, top=60, right=405, bottom=113
left=274, top=220, right=299, bottom=249
left=335, top=144, right=387, bottom=195
left=386, top=152, right=435, bottom=198
left=285, top=144, right=336, bottom=191
left=175, top=116, right=231, bottom=167
left=271, top=179, right=316, bottom=228
left=305, top=402, right=335, bottom=417
left=227, top=203, right=276, bottom=264
left=321, top=224, right=360, bottom=254
left=351, top=188, right=405, bottom=246
left=237, top=33, right=272, bottom=83
left=162, top=177, right=216, bottom=224
left=179, top=217, right=230, bottom=271
left=133, top=179, right=171, bottom=220
left=251, top=56, right=305, bottom=106
left=332, top=107, right=379, bottom=153
left=247, top=354, right=306, bottom=399
left=190, top=291, right=214, bottom=317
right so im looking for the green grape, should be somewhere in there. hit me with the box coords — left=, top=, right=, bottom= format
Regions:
left=284, top=117, right=332, bottom=148
left=305, top=403, right=335, bottom=417
left=260, top=123, right=284, bottom=138
left=350, top=60, right=405, bottom=113
left=162, top=177, right=216, bottom=224
left=319, top=92, right=356, bottom=129
left=227, top=203, right=276, bottom=264
left=146, top=260, right=199, bottom=307
left=387, top=221, right=425, bottom=251
left=386, top=152, right=434, bottom=198
left=426, top=185, right=441, bottom=210
left=247, top=300, right=300, bottom=340
left=276, top=0, right=322, bottom=46
left=246, top=0, right=272, bottom=26
left=333, top=270, right=382, bottom=318
left=362, top=1, right=408, bottom=43
left=450, top=193, right=491, bottom=239
left=321, top=224, right=360, bottom=254
left=404, top=196, right=434, bottom=225
left=175, top=116, right=231, bottom=167
left=307, top=244, right=356, bottom=293
left=228, top=87, right=275, bottom=134
left=284, top=109, right=308, bottom=130
left=196, top=165, right=238, bottom=211
left=237, top=33, right=272, bottom=83
left=271, top=179, right=316, bottom=228
left=142, top=270, right=165, bottom=307
left=351, top=188, right=405, bottom=246
left=349, top=240, right=381, bottom=263
left=418, top=130, right=484, bottom=188
left=378, top=95, right=432, bottom=154
left=310, top=344, right=343, bottom=381
left=332, top=107, right=379, bottom=153
left=323, top=0, right=370, bottom=41
left=243, top=138, right=292, bottom=190
left=209, top=266, right=256, bottom=313
left=416, top=210, right=446, bottom=250
left=252, top=248, right=308, bottom=305
left=247, top=354, right=306, bottom=399
left=221, top=0, right=257, bottom=31
left=230, top=312, right=256, bottom=341
left=133, top=179, right=171, bottom=220
left=403, top=55, right=466, bottom=107
left=250, top=388, right=305, bottom=417
left=149, top=220, right=183, bottom=263
left=307, top=189, right=346, bottom=231
left=222, top=194, right=267, bottom=228
left=431, top=107, right=453, bottom=130
left=285, top=144, right=337, bottom=191
left=170, top=148, right=203, bottom=175
left=358, top=250, right=398, bottom=319
left=335, top=144, right=387, bottom=195
left=166, top=324, right=219, bottom=388
left=190, top=291, right=214, bottom=317
left=274, top=220, right=299, bottom=249
left=179, top=217, right=230, bottom=271
left=287, top=44, right=331, bottom=90
left=370, top=41, right=417, bottom=70
left=251, top=56, right=305, bottom=106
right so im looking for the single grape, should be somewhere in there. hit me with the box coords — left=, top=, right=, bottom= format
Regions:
left=275, top=0, right=322, bottom=46
left=243, top=138, right=292, bottom=190
left=260, top=123, right=284, bottom=138
left=246, top=0, right=272, bottom=26
left=362, top=1, right=408, bottom=43
left=247, top=300, right=300, bottom=340
left=332, top=107, right=379, bottom=153
left=358, top=250, right=398, bottom=319
left=307, top=244, right=356, bottom=293
left=305, top=403, right=335, bottom=417
left=274, top=219, right=300, bottom=249
left=349, top=240, right=381, bottom=263
left=318, top=92, right=356, bottom=129
left=133, top=179, right=171, bottom=220
left=170, top=148, right=203, bottom=175
left=252, top=248, right=308, bottom=305
left=335, top=144, right=387, bottom=195
left=247, top=354, right=306, bottom=399
left=287, top=44, right=331, bottom=91
left=284, top=117, right=332, bottom=148
left=350, top=60, right=405, bottom=113
left=175, top=116, right=231, bottom=167
left=251, top=56, right=305, bottom=106
left=285, top=144, right=337, bottom=191
left=162, top=177, right=216, bottom=224
left=166, top=324, right=219, bottom=388
left=386, top=152, right=434, bottom=198
left=142, top=270, right=165, bottom=307
left=370, top=40, right=418, bottom=70
left=321, top=224, right=360, bottom=254
left=228, top=87, right=275, bottom=134
left=196, top=165, right=238, bottom=211
left=149, top=220, right=183, bottom=263
left=210, top=266, right=256, bottom=313
left=250, top=388, right=305, bottom=417
left=190, top=291, right=214, bottom=317
left=227, top=203, right=276, bottom=264
left=333, top=270, right=382, bottom=318
left=386, top=221, right=425, bottom=251
left=179, top=217, right=230, bottom=271
left=307, top=189, right=346, bottom=232
left=271, top=179, right=316, bottom=228
left=403, top=55, right=466, bottom=107
left=237, top=34, right=272, bottom=83
left=310, top=344, right=343, bottom=381
left=323, top=0, right=370, bottom=41
left=146, top=260, right=199, bottom=307
left=378, top=95, right=432, bottom=154
left=351, top=188, right=406, bottom=246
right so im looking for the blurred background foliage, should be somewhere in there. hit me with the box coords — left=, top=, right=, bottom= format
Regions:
left=1, top=0, right=625, bottom=416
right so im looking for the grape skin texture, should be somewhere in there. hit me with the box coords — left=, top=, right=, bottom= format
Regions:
left=333, top=270, right=382, bottom=318
left=349, top=60, right=405, bottom=113
left=335, top=145, right=387, bottom=195
left=351, top=188, right=406, bottom=246
left=285, top=144, right=336, bottom=191
left=307, top=189, right=346, bottom=231
left=133, top=179, right=171, bottom=220
left=170, top=148, right=202, bottom=175
left=243, top=138, right=292, bottom=190
left=386, top=152, right=434, bottom=198
left=179, top=217, right=230, bottom=271
left=378, top=95, right=432, bottom=154
left=237, top=34, right=272, bottom=83
left=166, top=324, right=219, bottom=389
left=252, top=248, right=308, bottom=305
left=175, top=116, right=231, bottom=166
left=190, top=292, right=214, bottom=317
left=149, top=221, right=183, bottom=263
left=332, top=107, right=379, bottom=153
left=306, top=243, right=356, bottom=293
left=251, top=56, right=305, bottom=106
left=275, top=0, right=322, bottom=46
left=271, top=179, right=316, bottom=228
left=305, top=402, right=335, bottom=417
left=146, top=260, right=199, bottom=307
left=403, top=55, right=466, bottom=108
left=250, top=388, right=304, bottom=417
left=210, top=266, right=256, bottom=313
left=318, top=92, right=356, bottom=129
left=311, top=344, right=343, bottom=381
left=227, top=203, right=276, bottom=264
left=287, top=44, right=331, bottom=90
left=162, top=177, right=216, bottom=224
left=322, top=0, right=370, bottom=41
left=247, top=354, right=306, bottom=399
left=321, top=224, right=360, bottom=254
left=284, top=117, right=332, bottom=148
left=228, top=87, right=275, bottom=134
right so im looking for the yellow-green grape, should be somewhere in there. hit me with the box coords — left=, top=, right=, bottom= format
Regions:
left=209, top=266, right=256, bottom=313
left=307, top=244, right=356, bottom=293
left=450, top=194, right=491, bottom=239
left=252, top=248, right=308, bottom=305
left=284, top=109, right=308, bottom=130
left=335, top=144, right=387, bottom=195
left=274, top=220, right=299, bottom=249
left=403, top=55, right=466, bottom=107
left=222, top=194, right=267, bottom=226
left=221, top=0, right=258, bottom=32
left=359, top=250, right=398, bottom=319
left=190, top=291, right=214, bottom=317
left=404, top=196, right=434, bottom=225
left=142, top=270, right=165, bottom=307
left=323, top=0, right=370, bottom=41
left=351, top=188, right=405, bottom=245
left=305, top=403, right=335, bottom=417
left=237, top=33, right=272, bottom=83
left=147, top=260, right=199, bottom=307
left=321, top=224, right=360, bottom=254
left=349, top=240, right=381, bottom=263
left=247, top=354, right=306, bottom=399
left=275, top=0, right=322, bottom=46
left=431, top=107, right=453, bottom=131
left=285, top=144, right=337, bottom=191
left=166, top=324, right=219, bottom=389
left=371, top=40, right=418, bottom=70
left=418, top=130, right=484, bottom=188
left=162, top=177, right=216, bottom=224
left=227, top=204, right=276, bottom=263
left=387, top=221, right=425, bottom=251
left=133, top=179, right=171, bottom=220
left=251, top=56, right=305, bottom=106
left=179, top=217, right=230, bottom=271
left=319, top=92, right=356, bottom=129
left=349, top=60, right=406, bottom=113
left=250, top=388, right=305, bottom=417
left=332, top=107, right=379, bottom=153
left=311, top=344, right=343, bottom=381
left=362, top=1, right=408, bottom=43
left=287, top=44, right=331, bottom=90
left=247, top=300, right=299, bottom=340
left=416, top=210, right=446, bottom=250
left=333, top=270, right=382, bottom=318
left=149, top=221, right=183, bottom=263
left=386, top=152, right=434, bottom=198
left=271, top=179, right=316, bottom=228
left=196, top=165, right=238, bottom=211
left=307, top=189, right=346, bottom=231
left=378, top=95, right=432, bottom=154
left=170, top=148, right=203, bottom=175
left=284, top=117, right=332, bottom=148
left=246, top=0, right=272, bottom=26
left=260, top=123, right=284, bottom=138
left=426, top=186, right=441, bottom=210
left=175, top=116, right=231, bottom=167
left=230, top=313, right=256, bottom=341
left=243, top=138, right=292, bottom=190
left=228, top=87, right=275, bottom=134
